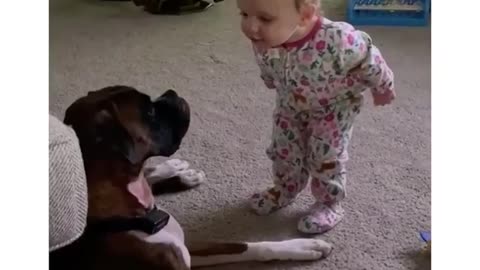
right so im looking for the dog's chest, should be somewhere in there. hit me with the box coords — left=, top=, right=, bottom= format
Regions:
left=130, top=210, right=191, bottom=268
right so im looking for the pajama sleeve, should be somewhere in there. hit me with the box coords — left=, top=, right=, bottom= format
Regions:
left=253, top=46, right=276, bottom=89
left=328, top=24, right=395, bottom=96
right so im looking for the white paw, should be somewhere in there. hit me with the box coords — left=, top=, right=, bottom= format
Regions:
left=178, top=169, right=206, bottom=188
left=145, top=159, right=190, bottom=182
left=256, top=239, right=333, bottom=261
left=164, top=159, right=190, bottom=173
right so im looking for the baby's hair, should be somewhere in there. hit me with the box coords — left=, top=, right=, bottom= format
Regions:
left=294, top=0, right=321, bottom=10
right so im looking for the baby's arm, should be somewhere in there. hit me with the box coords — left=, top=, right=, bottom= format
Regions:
left=253, top=46, right=276, bottom=89
left=258, top=66, right=276, bottom=89
left=329, top=24, right=395, bottom=105
left=354, top=33, right=395, bottom=105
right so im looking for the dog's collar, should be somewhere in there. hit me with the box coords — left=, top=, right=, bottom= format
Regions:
left=85, top=206, right=170, bottom=235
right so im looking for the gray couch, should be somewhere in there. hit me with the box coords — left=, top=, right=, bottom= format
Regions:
left=49, top=115, right=88, bottom=252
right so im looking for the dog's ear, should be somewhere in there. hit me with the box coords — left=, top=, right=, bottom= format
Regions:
left=65, top=101, right=143, bottom=164
left=90, top=106, right=147, bottom=165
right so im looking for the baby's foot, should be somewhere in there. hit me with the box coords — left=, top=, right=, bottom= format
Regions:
left=297, top=202, right=345, bottom=234
left=249, top=186, right=296, bottom=215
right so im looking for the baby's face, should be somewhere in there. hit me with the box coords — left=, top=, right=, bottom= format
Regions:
left=237, top=0, right=303, bottom=49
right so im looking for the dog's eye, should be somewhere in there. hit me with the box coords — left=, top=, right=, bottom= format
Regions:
left=147, top=106, right=155, bottom=118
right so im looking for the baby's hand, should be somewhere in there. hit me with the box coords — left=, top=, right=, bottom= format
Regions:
left=372, top=90, right=395, bottom=106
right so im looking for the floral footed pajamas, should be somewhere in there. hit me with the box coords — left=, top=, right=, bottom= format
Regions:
left=249, top=18, right=395, bottom=234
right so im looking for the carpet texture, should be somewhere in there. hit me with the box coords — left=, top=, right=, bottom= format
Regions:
left=50, top=0, right=431, bottom=269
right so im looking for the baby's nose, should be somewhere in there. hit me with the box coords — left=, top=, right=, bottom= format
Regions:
left=246, top=18, right=260, bottom=34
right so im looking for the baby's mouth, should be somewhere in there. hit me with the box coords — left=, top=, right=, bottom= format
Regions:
left=249, top=36, right=262, bottom=42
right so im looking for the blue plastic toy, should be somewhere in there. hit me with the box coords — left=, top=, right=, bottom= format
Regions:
left=420, top=231, right=431, bottom=242
left=419, top=231, right=431, bottom=254
left=347, top=0, right=430, bottom=26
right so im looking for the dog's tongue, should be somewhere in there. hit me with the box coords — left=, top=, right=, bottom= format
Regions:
left=127, top=174, right=155, bottom=209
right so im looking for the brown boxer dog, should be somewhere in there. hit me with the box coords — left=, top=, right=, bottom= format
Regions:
left=49, top=85, right=333, bottom=270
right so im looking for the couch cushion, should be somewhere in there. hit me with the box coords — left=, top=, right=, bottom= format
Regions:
left=49, top=115, right=88, bottom=251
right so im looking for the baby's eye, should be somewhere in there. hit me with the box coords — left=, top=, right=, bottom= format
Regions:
left=259, top=17, right=273, bottom=23
left=239, top=11, right=248, bottom=17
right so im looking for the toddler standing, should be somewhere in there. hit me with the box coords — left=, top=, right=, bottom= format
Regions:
left=237, top=0, right=395, bottom=234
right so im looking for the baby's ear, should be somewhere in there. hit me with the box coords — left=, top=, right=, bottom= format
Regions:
left=299, top=3, right=317, bottom=24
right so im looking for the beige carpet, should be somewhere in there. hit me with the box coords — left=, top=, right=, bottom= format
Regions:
left=50, top=0, right=431, bottom=269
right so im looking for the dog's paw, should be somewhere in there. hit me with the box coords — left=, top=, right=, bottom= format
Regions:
left=145, top=159, right=190, bottom=182
left=255, top=239, right=333, bottom=261
left=282, top=239, right=333, bottom=260
left=163, top=159, right=190, bottom=173
left=177, top=169, right=206, bottom=188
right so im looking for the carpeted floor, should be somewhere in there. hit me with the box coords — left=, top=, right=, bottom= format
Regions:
left=50, top=1, right=431, bottom=269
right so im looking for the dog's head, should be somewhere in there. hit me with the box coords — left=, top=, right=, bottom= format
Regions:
left=64, top=85, right=190, bottom=166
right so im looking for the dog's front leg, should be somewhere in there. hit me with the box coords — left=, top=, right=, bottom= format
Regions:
left=144, top=159, right=206, bottom=195
left=189, top=239, right=333, bottom=267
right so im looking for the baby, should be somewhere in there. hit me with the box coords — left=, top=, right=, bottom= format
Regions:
left=237, top=0, right=395, bottom=234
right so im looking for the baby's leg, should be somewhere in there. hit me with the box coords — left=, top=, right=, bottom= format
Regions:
left=298, top=97, right=363, bottom=234
left=249, top=113, right=309, bottom=215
